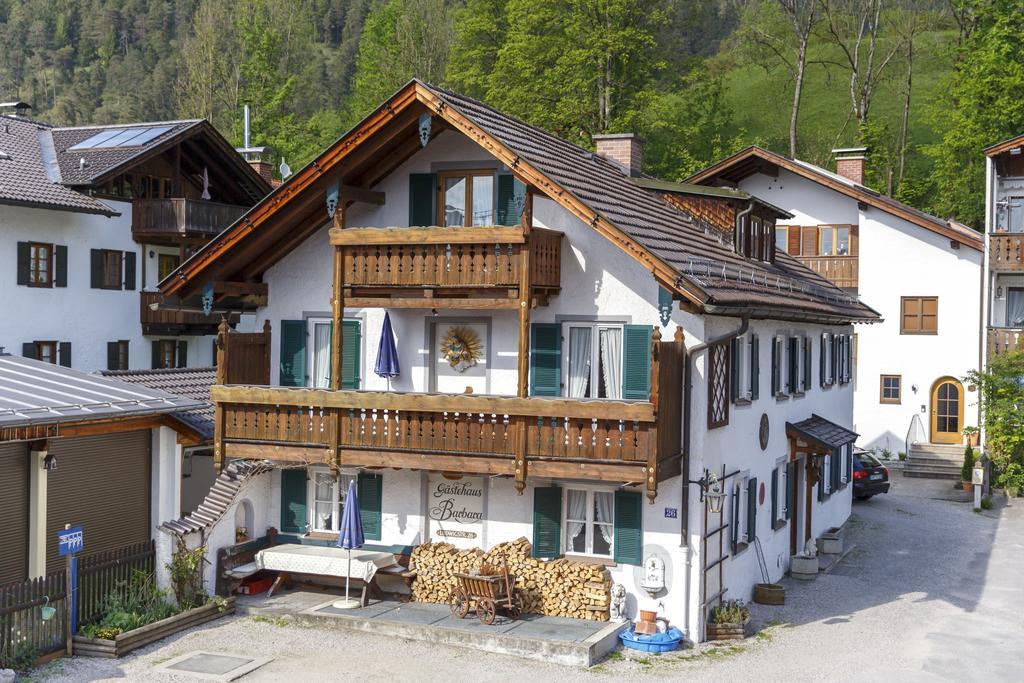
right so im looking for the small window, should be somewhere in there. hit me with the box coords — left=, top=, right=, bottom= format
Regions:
left=308, top=468, right=356, bottom=533
left=29, top=242, right=53, bottom=287
left=563, top=487, right=614, bottom=558
left=117, top=340, right=129, bottom=370
left=562, top=322, right=625, bottom=399
left=33, top=341, right=57, bottom=364
left=157, top=339, right=177, bottom=369
left=775, top=226, right=789, bottom=254
left=901, top=296, right=938, bottom=334
left=880, top=375, right=901, bottom=403
left=157, top=254, right=180, bottom=282
left=101, top=249, right=123, bottom=289
left=440, top=171, right=495, bottom=226
left=819, top=226, right=851, bottom=256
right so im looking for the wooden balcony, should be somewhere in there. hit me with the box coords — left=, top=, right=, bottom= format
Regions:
left=141, top=291, right=239, bottom=336
left=987, top=326, right=1024, bottom=360
left=211, top=327, right=684, bottom=501
left=131, top=198, right=248, bottom=243
left=989, top=233, right=1024, bottom=272
left=796, top=256, right=859, bottom=290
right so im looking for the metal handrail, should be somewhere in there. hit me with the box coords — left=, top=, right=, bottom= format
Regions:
left=905, top=412, right=925, bottom=459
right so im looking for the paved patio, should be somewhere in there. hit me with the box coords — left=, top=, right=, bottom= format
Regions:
left=235, top=589, right=625, bottom=666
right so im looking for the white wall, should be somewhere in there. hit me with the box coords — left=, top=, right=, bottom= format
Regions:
left=740, top=169, right=983, bottom=450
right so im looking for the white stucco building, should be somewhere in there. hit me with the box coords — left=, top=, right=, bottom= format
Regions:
left=689, top=147, right=984, bottom=473
left=983, top=134, right=1024, bottom=368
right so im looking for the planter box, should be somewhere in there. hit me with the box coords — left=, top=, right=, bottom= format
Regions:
left=73, top=598, right=235, bottom=658
left=752, top=583, right=785, bottom=605
left=790, top=555, right=819, bottom=580
left=818, top=532, right=843, bottom=555
left=706, top=616, right=750, bottom=641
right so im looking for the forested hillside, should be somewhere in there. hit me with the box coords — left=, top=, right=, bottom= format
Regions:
left=2, top=0, right=1023, bottom=227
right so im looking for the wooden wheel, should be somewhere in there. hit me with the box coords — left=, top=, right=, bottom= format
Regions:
left=476, top=597, right=497, bottom=625
left=507, top=593, right=523, bottom=620
left=449, top=588, right=469, bottom=618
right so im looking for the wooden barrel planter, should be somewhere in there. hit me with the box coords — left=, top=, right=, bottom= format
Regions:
left=706, top=616, right=750, bottom=642
left=752, top=583, right=785, bottom=605
left=73, top=597, right=235, bottom=658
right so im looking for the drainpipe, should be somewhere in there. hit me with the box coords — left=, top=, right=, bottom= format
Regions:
left=734, top=201, right=755, bottom=253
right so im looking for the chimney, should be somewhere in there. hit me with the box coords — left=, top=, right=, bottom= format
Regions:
left=832, top=147, right=868, bottom=185
left=593, top=133, right=644, bottom=177
left=248, top=159, right=273, bottom=183
left=235, top=104, right=276, bottom=184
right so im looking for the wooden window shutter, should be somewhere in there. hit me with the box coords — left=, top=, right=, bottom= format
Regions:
left=801, top=226, right=818, bottom=255
left=176, top=340, right=187, bottom=368
left=408, top=173, right=437, bottom=226
left=846, top=445, right=853, bottom=483
left=613, top=490, right=643, bottom=565
left=54, top=245, right=68, bottom=287
left=151, top=340, right=161, bottom=369
left=531, top=486, right=562, bottom=558
left=123, top=251, right=136, bottom=290
left=90, top=249, right=104, bottom=289
left=829, top=334, right=838, bottom=384
left=802, top=337, right=812, bottom=391
left=58, top=342, right=71, bottom=367
left=729, top=338, right=741, bottom=402
left=817, top=459, right=825, bottom=501
left=17, top=242, right=30, bottom=285
left=730, top=485, right=740, bottom=551
left=279, top=469, right=308, bottom=533
left=529, top=323, right=561, bottom=397
left=849, top=224, right=859, bottom=256
left=22, top=342, right=36, bottom=359
left=341, top=319, right=361, bottom=389
left=770, top=469, right=778, bottom=523
left=785, top=462, right=794, bottom=520
left=357, top=472, right=383, bottom=541
left=819, top=333, right=827, bottom=387
left=749, top=335, right=759, bottom=401
left=787, top=337, right=798, bottom=393
left=746, top=477, right=757, bottom=543
left=622, top=325, right=652, bottom=400
left=831, top=449, right=841, bottom=491
left=279, top=320, right=307, bottom=387
left=107, top=341, right=120, bottom=371
left=496, top=173, right=525, bottom=226
left=771, top=337, right=780, bottom=395
left=787, top=227, right=801, bottom=255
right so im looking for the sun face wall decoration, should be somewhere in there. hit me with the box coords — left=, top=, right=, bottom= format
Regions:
left=440, top=325, right=483, bottom=373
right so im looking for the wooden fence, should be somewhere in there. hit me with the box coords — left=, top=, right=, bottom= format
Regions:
left=217, top=319, right=271, bottom=385
left=0, top=540, right=155, bottom=665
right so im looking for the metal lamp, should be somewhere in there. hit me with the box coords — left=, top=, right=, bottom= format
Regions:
left=689, top=469, right=726, bottom=514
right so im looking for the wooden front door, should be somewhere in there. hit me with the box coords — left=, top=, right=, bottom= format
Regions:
left=930, top=378, right=964, bottom=444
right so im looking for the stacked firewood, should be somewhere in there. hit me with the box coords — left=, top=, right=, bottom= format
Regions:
left=409, top=537, right=611, bottom=620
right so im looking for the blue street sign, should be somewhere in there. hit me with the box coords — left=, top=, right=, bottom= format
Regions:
left=663, top=508, right=678, bottom=519
left=58, top=526, right=84, bottom=556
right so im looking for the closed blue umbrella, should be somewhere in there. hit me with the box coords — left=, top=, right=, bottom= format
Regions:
left=333, top=479, right=364, bottom=609
left=374, top=312, right=400, bottom=387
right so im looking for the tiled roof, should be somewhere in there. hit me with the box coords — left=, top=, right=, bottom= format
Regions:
left=0, top=115, right=117, bottom=215
left=99, top=367, right=215, bottom=441
left=787, top=414, right=859, bottom=450
left=0, top=354, right=203, bottom=430
left=160, top=460, right=272, bottom=535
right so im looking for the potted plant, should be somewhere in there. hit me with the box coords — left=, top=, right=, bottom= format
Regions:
left=999, top=462, right=1024, bottom=498
left=706, top=599, right=750, bottom=641
left=236, top=527, right=249, bottom=543
left=962, top=426, right=980, bottom=448
left=961, top=446, right=976, bottom=493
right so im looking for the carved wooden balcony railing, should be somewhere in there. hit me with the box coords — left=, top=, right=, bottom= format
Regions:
left=987, top=326, right=1024, bottom=360
left=796, top=256, right=859, bottom=290
left=140, top=291, right=238, bottom=336
left=211, top=327, right=684, bottom=500
left=989, top=233, right=1024, bottom=272
left=132, top=198, right=248, bottom=242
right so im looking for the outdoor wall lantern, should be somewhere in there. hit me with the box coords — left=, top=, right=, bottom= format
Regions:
left=996, top=286, right=1004, bottom=299
left=43, top=453, right=57, bottom=471
left=688, top=469, right=725, bottom=514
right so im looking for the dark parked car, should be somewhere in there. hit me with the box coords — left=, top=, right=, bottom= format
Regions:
left=852, top=450, right=890, bottom=500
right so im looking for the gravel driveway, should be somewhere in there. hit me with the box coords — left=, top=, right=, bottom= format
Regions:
left=33, top=474, right=1023, bottom=682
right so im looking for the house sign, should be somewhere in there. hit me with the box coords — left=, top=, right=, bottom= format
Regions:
left=58, top=526, right=84, bottom=556
left=427, top=475, right=484, bottom=549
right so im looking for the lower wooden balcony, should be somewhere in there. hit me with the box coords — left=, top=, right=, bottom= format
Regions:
left=141, top=291, right=239, bottom=336
left=989, top=233, right=1024, bottom=272
left=987, top=326, right=1024, bottom=360
left=796, top=255, right=859, bottom=290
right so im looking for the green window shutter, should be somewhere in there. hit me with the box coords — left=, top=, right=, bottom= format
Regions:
left=357, top=472, right=383, bottom=541
left=729, top=338, right=740, bottom=402
left=151, top=340, right=161, bottom=369
left=730, top=485, right=740, bottom=551
left=846, top=445, right=853, bottom=484
left=802, top=338, right=810, bottom=390
left=829, top=334, right=838, bottom=384
left=58, top=342, right=71, bottom=368
left=818, top=461, right=825, bottom=501
left=176, top=340, right=187, bottom=368
left=342, top=319, right=361, bottom=389
left=746, top=477, right=757, bottom=543
left=280, top=469, right=308, bottom=533
left=532, top=486, right=562, bottom=558
left=496, top=173, right=526, bottom=226
left=22, top=342, right=36, bottom=359
left=279, top=320, right=307, bottom=387
left=409, top=173, right=437, bottom=226
left=770, top=468, right=778, bottom=524
left=750, top=335, right=759, bottom=401
left=819, top=334, right=827, bottom=387
left=771, top=338, right=779, bottom=394
left=17, top=242, right=30, bottom=285
left=613, top=490, right=643, bottom=565
left=785, top=462, right=794, bottom=520
left=831, top=449, right=841, bottom=491
left=529, top=323, right=561, bottom=397
left=54, top=245, right=67, bottom=287
left=107, top=341, right=120, bottom=371
left=787, top=338, right=798, bottom=393
left=123, top=251, right=136, bottom=290
left=622, top=325, right=651, bottom=400
left=90, top=249, right=103, bottom=288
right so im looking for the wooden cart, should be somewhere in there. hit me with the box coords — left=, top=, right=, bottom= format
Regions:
left=449, top=560, right=522, bottom=625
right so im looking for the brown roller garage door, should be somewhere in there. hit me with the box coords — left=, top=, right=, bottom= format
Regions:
left=46, top=431, right=151, bottom=573
left=0, top=443, right=29, bottom=586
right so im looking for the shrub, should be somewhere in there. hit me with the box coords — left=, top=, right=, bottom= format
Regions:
left=998, top=462, right=1024, bottom=494
left=80, top=570, right=178, bottom=639
left=709, top=599, right=750, bottom=625
left=167, top=537, right=209, bottom=610
left=962, top=446, right=976, bottom=483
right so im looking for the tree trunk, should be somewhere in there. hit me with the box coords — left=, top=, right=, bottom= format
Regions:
left=896, top=39, right=913, bottom=193
left=790, top=36, right=808, bottom=158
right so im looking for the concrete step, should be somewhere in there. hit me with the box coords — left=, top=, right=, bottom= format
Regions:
left=908, top=454, right=965, bottom=466
left=903, top=462, right=963, bottom=480
left=910, top=443, right=967, bottom=457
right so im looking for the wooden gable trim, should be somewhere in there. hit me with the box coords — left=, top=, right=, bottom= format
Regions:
left=985, top=134, right=1024, bottom=157
left=0, top=413, right=203, bottom=445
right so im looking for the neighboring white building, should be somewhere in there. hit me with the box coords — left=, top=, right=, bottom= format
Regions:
left=983, top=135, right=1024, bottom=366
left=156, top=81, right=877, bottom=642
left=0, top=105, right=270, bottom=372
left=689, top=147, right=984, bottom=471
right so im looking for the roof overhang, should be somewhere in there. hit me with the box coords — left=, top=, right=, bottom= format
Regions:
left=786, top=414, right=859, bottom=452
left=984, top=134, right=1024, bottom=157
left=0, top=196, right=120, bottom=217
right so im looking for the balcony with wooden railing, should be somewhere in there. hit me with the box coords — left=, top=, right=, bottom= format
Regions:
left=796, top=255, right=859, bottom=290
left=987, top=326, right=1024, bottom=359
left=211, top=327, right=684, bottom=501
left=131, top=198, right=248, bottom=243
left=141, top=291, right=239, bottom=336
left=989, top=233, right=1024, bottom=272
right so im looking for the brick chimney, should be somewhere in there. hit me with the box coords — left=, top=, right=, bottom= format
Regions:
left=248, top=159, right=273, bottom=184
left=593, top=133, right=644, bottom=177
left=832, top=147, right=868, bottom=185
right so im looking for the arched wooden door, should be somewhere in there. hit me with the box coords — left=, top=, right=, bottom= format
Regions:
left=930, top=378, right=964, bottom=444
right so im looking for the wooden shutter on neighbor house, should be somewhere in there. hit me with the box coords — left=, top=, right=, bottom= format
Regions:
left=771, top=337, right=780, bottom=394
left=176, top=340, right=187, bottom=368
left=532, top=486, right=562, bottom=558
left=0, top=443, right=29, bottom=585
left=621, top=325, right=651, bottom=400
left=46, top=431, right=151, bottom=573
left=58, top=341, right=71, bottom=368
left=54, top=245, right=68, bottom=287
left=107, top=342, right=120, bottom=371
left=529, top=324, right=561, bottom=397
left=357, top=472, right=382, bottom=541
left=787, top=227, right=801, bottom=255
left=89, top=249, right=104, bottom=288
left=123, top=251, right=136, bottom=290
left=613, top=490, right=643, bottom=565
left=279, top=469, right=308, bottom=533
left=279, top=320, right=306, bottom=387
left=746, top=477, right=757, bottom=543
left=16, top=241, right=31, bottom=285
left=801, top=226, right=818, bottom=255
left=749, top=335, right=759, bottom=401
left=730, top=338, right=741, bottom=402
left=409, top=173, right=437, bottom=226
left=770, top=469, right=779, bottom=523
left=341, top=319, right=361, bottom=390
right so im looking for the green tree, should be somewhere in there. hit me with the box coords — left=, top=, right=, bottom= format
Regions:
left=965, top=350, right=1024, bottom=466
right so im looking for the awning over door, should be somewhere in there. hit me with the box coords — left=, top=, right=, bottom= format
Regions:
left=786, top=414, right=858, bottom=452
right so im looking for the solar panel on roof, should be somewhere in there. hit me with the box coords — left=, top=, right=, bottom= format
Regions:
left=67, top=128, right=122, bottom=150
left=66, top=125, right=175, bottom=151
left=125, top=125, right=172, bottom=146
left=101, top=127, right=151, bottom=147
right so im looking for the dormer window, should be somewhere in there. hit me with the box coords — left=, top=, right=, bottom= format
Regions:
left=736, top=213, right=776, bottom=264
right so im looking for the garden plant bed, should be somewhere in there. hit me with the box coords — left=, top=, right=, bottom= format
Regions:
left=72, top=598, right=235, bottom=658
left=706, top=616, right=751, bottom=641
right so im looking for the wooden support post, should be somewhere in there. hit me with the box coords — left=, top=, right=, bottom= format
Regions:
left=213, top=402, right=225, bottom=473
left=647, top=326, right=662, bottom=502
left=517, top=191, right=533, bottom=399
left=514, top=417, right=528, bottom=495
left=330, top=209, right=345, bottom=391
left=215, top=319, right=229, bottom=385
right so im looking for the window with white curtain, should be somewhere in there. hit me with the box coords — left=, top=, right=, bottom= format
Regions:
left=563, top=487, right=615, bottom=557
left=308, top=468, right=356, bottom=533
left=562, top=322, right=624, bottom=399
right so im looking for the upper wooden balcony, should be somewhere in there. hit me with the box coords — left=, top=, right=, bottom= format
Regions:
left=132, top=198, right=248, bottom=244
left=796, top=255, right=859, bottom=290
left=987, top=326, right=1024, bottom=360
left=989, top=233, right=1024, bottom=272
left=211, top=327, right=684, bottom=501
left=141, top=291, right=239, bottom=336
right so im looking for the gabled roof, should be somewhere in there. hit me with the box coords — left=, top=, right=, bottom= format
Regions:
left=99, top=367, right=215, bottom=442
left=628, top=177, right=794, bottom=219
left=687, top=146, right=983, bottom=251
left=161, top=80, right=879, bottom=324
left=984, top=133, right=1024, bottom=157
left=786, top=414, right=858, bottom=451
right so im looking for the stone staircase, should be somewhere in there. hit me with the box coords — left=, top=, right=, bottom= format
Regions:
left=904, top=443, right=966, bottom=480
